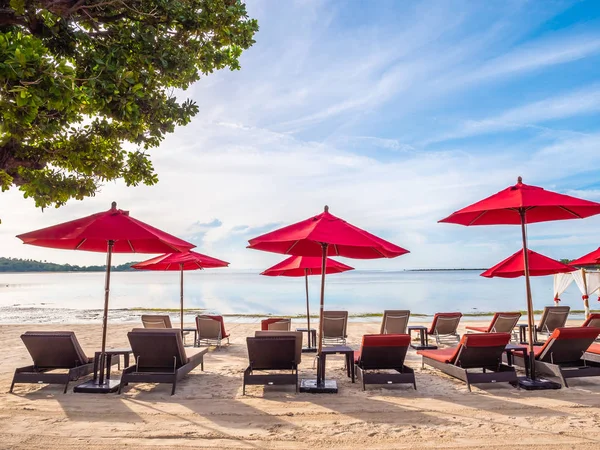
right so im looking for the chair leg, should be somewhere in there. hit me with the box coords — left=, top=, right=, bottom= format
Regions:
left=63, top=381, right=69, bottom=394
left=171, top=378, right=177, bottom=396
left=9, top=376, right=15, bottom=394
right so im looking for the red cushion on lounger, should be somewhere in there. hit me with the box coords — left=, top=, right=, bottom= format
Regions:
left=261, top=318, right=285, bottom=331
left=549, top=326, right=600, bottom=340
left=587, top=343, right=600, bottom=355
left=417, top=347, right=458, bottom=363
left=203, top=315, right=229, bottom=338
left=459, top=333, right=511, bottom=348
left=361, top=334, right=411, bottom=347
left=465, top=326, right=489, bottom=333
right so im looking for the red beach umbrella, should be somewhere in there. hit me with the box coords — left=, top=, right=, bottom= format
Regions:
left=17, top=202, right=195, bottom=392
left=248, top=206, right=409, bottom=388
left=481, top=249, right=576, bottom=278
left=440, top=177, right=600, bottom=388
left=570, top=247, right=600, bottom=267
left=132, top=251, right=229, bottom=330
left=261, top=256, right=354, bottom=350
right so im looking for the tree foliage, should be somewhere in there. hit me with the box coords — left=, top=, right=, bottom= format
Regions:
left=0, top=256, right=138, bottom=271
left=0, top=0, right=258, bottom=208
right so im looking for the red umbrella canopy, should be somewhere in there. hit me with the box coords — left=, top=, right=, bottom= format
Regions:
left=570, top=247, right=600, bottom=267
left=17, top=202, right=194, bottom=253
left=481, top=249, right=576, bottom=278
left=132, top=251, right=229, bottom=271
left=248, top=206, right=409, bottom=259
left=439, top=177, right=600, bottom=225
left=261, top=256, right=354, bottom=277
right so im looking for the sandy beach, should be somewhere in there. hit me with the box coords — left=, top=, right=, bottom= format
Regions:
left=2, top=320, right=600, bottom=449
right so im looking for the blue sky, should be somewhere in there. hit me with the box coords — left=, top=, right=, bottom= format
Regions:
left=2, top=0, right=600, bottom=270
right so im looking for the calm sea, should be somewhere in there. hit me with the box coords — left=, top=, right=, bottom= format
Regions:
left=0, top=270, right=592, bottom=324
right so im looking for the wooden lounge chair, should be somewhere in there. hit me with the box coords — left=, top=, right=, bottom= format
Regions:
left=243, top=335, right=299, bottom=395
left=322, top=310, right=348, bottom=346
left=512, top=327, right=600, bottom=387
left=534, top=306, right=570, bottom=340
left=196, top=315, right=230, bottom=347
left=261, top=318, right=291, bottom=331
left=10, top=331, right=115, bottom=393
left=380, top=310, right=411, bottom=335
left=119, top=329, right=207, bottom=395
left=466, top=312, right=521, bottom=341
left=354, top=334, right=416, bottom=390
left=428, top=312, right=462, bottom=345
left=417, top=333, right=517, bottom=391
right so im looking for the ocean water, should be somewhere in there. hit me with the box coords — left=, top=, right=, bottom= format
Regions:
left=0, top=270, right=593, bottom=324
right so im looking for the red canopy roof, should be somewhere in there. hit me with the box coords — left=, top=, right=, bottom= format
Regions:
left=17, top=202, right=194, bottom=254
left=570, top=247, right=600, bottom=267
left=261, top=255, right=353, bottom=277
left=481, top=249, right=576, bottom=278
left=248, top=206, right=409, bottom=259
left=132, top=251, right=229, bottom=271
left=439, top=177, right=600, bottom=226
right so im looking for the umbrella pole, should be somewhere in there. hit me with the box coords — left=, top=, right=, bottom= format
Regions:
left=305, top=269, right=311, bottom=348
left=99, top=240, right=114, bottom=386
left=582, top=268, right=590, bottom=318
left=317, top=243, right=328, bottom=384
left=520, top=211, right=536, bottom=380
left=180, top=263, right=184, bottom=333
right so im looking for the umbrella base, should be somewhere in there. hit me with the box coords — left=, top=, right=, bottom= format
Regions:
left=513, top=376, right=562, bottom=390
left=73, top=378, right=121, bottom=394
left=299, top=378, right=338, bottom=393
left=302, top=346, right=318, bottom=353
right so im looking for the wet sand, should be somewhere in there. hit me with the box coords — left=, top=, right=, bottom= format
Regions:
left=1, top=320, right=600, bottom=449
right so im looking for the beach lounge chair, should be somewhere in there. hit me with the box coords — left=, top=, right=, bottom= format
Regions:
left=512, top=327, right=600, bottom=387
left=417, top=333, right=516, bottom=391
left=354, top=334, right=416, bottom=390
left=195, top=315, right=230, bottom=347
left=466, top=312, right=521, bottom=341
left=322, top=310, right=349, bottom=346
left=10, top=331, right=115, bottom=393
left=428, top=312, right=462, bottom=345
left=119, top=329, right=207, bottom=395
left=261, top=318, right=291, bottom=331
left=582, top=313, right=600, bottom=328
left=141, top=314, right=173, bottom=328
left=534, top=306, right=570, bottom=340
left=380, top=310, right=411, bottom=334
left=243, top=335, right=299, bottom=395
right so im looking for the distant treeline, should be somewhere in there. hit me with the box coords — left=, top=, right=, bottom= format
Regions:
left=0, top=257, right=139, bottom=273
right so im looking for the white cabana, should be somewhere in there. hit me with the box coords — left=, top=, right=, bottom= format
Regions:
left=571, top=269, right=600, bottom=318
left=553, top=272, right=574, bottom=306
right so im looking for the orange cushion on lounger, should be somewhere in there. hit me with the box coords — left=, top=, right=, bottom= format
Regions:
left=459, top=332, right=511, bottom=348
left=587, top=343, right=600, bottom=355
left=203, top=315, right=230, bottom=338
left=362, top=334, right=411, bottom=347
left=417, top=347, right=458, bottom=363
left=549, top=326, right=600, bottom=340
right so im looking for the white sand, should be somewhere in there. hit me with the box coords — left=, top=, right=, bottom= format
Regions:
left=1, top=320, right=600, bottom=449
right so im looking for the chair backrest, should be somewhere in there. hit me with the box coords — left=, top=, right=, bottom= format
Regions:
left=358, top=334, right=411, bottom=370
left=536, top=327, right=600, bottom=364
left=200, top=314, right=228, bottom=337
left=488, top=312, right=521, bottom=333
left=196, top=315, right=222, bottom=340
left=537, top=306, right=570, bottom=333
left=141, top=314, right=173, bottom=329
left=451, top=333, right=511, bottom=368
left=323, top=311, right=348, bottom=339
left=246, top=336, right=297, bottom=370
left=128, top=328, right=187, bottom=370
left=255, top=331, right=303, bottom=364
left=268, top=319, right=291, bottom=331
left=428, top=312, right=462, bottom=335
left=582, top=313, right=600, bottom=328
left=380, top=310, right=411, bottom=334
left=21, top=331, right=89, bottom=369
left=261, top=318, right=288, bottom=331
